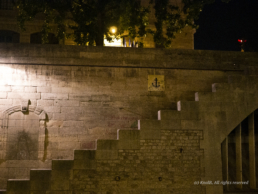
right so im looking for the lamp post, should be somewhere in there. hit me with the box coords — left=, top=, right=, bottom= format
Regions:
left=238, top=38, right=247, bottom=52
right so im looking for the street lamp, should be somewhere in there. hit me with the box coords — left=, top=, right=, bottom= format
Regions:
left=110, top=26, right=117, bottom=34
left=238, top=39, right=247, bottom=52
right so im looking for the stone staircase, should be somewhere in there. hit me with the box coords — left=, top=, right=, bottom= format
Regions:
left=1, top=75, right=257, bottom=194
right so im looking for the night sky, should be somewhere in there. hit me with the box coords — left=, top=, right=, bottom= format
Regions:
left=194, top=0, right=258, bottom=52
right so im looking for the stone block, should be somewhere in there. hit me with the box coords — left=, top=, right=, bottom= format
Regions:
left=62, top=121, right=84, bottom=127
left=177, top=101, right=199, bottom=111
left=80, top=52, right=103, bottom=59
left=0, top=86, right=11, bottom=92
left=161, top=119, right=181, bottom=129
left=9, top=112, right=24, bottom=120
left=0, top=99, right=12, bottom=105
left=158, top=110, right=180, bottom=120
left=50, top=178, right=70, bottom=191
left=68, top=94, right=91, bottom=101
left=212, top=83, right=230, bottom=92
left=181, top=120, right=204, bottom=130
left=37, top=87, right=51, bottom=93
left=118, top=139, right=140, bottom=149
left=95, top=150, right=118, bottom=159
left=23, top=120, right=39, bottom=128
left=181, top=111, right=200, bottom=120
left=51, top=87, right=73, bottom=94
left=118, top=129, right=140, bottom=140
left=41, top=93, right=68, bottom=100
left=61, top=107, right=84, bottom=114
left=195, top=92, right=213, bottom=101
left=7, top=93, right=40, bottom=99
left=52, top=113, right=66, bottom=120
left=30, top=181, right=50, bottom=191
left=44, top=106, right=61, bottom=113
left=80, top=101, right=102, bottom=107
left=11, top=86, right=24, bottom=92
left=91, top=95, right=110, bottom=102
left=58, top=142, right=80, bottom=150
left=30, top=169, right=51, bottom=182
left=24, top=87, right=37, bottom=93
left=0, top=93, right=7, bottom=99
left=80, top=141, right=96, bottom=149
left=139, top=129, right=161, bottom=140
left=138, top=120, right=161, bottom=130
left=228, top=75, right=246, bottom=84
left=37, top=100, right=54, bottom=107
left=54, top=100, right=79, bottom=107
left=7, top=180, right=30, bottom=194
left=97, top=139, right=118, bottom=150
left=52, top=160, right=73, bottom=170
left=51, top=169, right=72, bottom=181
left=0, top=168, right=8, bottom=179
left=74, top=150, right=96, bottom=160
left=73, top=159, right=96, bottom=169
left=25, top=113, right=39, bottom=120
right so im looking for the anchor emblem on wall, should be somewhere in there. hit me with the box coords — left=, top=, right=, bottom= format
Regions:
left=148, top=75, right=165, bottom=91
left=152, top=78, right=160, bottom=88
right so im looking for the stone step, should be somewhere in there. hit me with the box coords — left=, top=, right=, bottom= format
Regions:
left=117, top=129, right=140, bottom=141
left=0, top=190, right=6, bottom=194
left=73, top=150, right=96, bottom=169
left=212, top=83, right=230, bottom=92
left=117, top=129, right=140, bottom=149
left=52, top=160, right=74, bottom=170
left=7, top=180, right=30, bottom=194
left=30, top=169, right=51, bottom=191
left=138, top=119, right=181, bottom=130
left=195, top=92, right=213, bottom=101
left=96, top=139, right=118, bottom=150
left=195, top=91, right=244, bottom=102
left=95, top=139, right=119, bottom=159
left=177, top=101, right=199, bottom=112
left=158, top=110, right=200, bottom=120
left=50, top=160, right=74, bottom=191
left=74, top=150, right=96, bottom=160
left=228, top=75, right=248, bottom=84
left=227, top=75, right=258, bottom=89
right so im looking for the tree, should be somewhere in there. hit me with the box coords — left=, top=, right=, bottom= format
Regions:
left=15, top=0, right=230, bottom=47
left=151, top=0, right=231, bottom=47
left=16, top=0, right=149, bottom=46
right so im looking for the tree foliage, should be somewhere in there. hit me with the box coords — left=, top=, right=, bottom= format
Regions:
left=15, top=0, right=231, bottom=47
left=151, top=0, right=231, bottom=47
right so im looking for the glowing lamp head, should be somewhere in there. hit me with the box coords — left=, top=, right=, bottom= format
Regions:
left=110, top=26, right=117, bottom=34
left=238, top=39, right=247, bottom=43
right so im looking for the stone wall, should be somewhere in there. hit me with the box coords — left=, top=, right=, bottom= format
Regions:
left=0, top=44, right=258, bottom=191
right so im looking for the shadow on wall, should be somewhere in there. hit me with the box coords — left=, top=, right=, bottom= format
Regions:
left=30, top=32, right=59, bottom=44
left=0, top=30, right=19, bottom=43
left=222, top=109, right=258, bottom=192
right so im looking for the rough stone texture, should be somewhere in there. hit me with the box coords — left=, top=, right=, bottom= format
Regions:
left=0, top=44, right=258, bottom=193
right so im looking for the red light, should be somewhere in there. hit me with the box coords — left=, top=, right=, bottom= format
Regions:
left=238, top=39, right=247, bottom=43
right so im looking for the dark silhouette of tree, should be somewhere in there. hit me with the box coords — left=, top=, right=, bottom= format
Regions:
left=15, top=0, right=230, bottom=47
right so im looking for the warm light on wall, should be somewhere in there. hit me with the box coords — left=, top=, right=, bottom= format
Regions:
left=104, top=26, right=123, bottom=47
left=104, top=37, right=123, bottom=47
